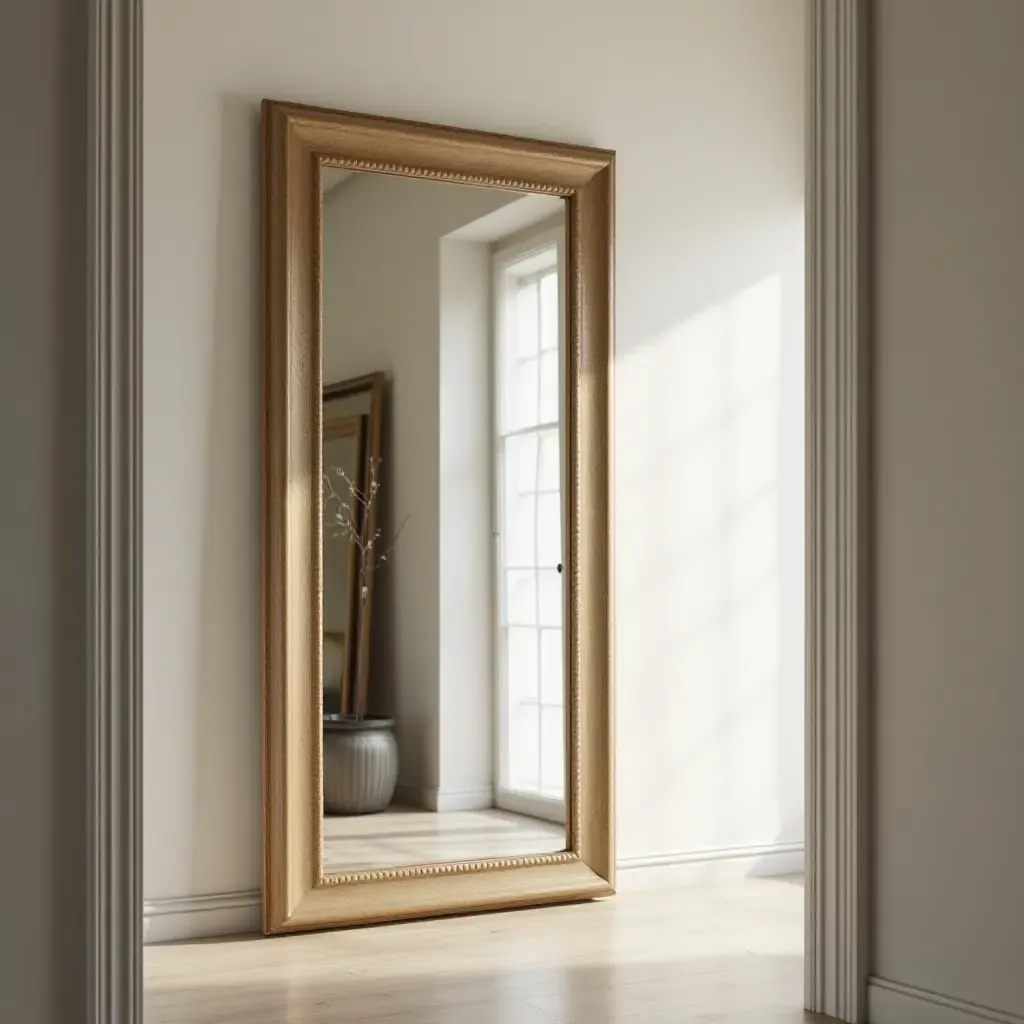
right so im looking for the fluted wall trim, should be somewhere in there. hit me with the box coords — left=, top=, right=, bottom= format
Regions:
left=87, top=0, right=143, bottom=1022
left=806, top=1, right=871, bottom=1022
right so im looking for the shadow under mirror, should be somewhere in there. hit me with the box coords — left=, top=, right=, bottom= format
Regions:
left=319, top=165, right=569, bottom=877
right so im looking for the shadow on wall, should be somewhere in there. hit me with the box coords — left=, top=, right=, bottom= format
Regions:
left=614, top=212, right=805, bottom=864
left=191, top=96, right=263, bottom=893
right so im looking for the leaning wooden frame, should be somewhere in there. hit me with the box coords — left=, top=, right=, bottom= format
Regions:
left=261, top=99, right=616, bottom=934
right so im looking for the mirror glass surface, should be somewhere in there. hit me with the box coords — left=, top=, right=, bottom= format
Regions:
left=320, top=166, right=569, bottom=875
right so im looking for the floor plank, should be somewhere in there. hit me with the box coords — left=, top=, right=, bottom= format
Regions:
left=146, top=876, right=826, bottom=1023
left=322, top=806, right=565, bottom=874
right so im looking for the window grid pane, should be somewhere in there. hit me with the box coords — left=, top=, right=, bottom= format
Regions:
left=498, top=251, right=565, bottom=802
left=540, top=271, right=558, bottom=352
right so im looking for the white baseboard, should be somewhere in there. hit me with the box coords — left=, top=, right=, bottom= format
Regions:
left=868, top=978, right=1024, bottom=1024
left=495, top=790, right=566, bottom=825
left=433, top=786, right=494, bottom=812
left=391, top=782, right=430, bottom=809
left=393, top=783, right=493, bottom=812
left=615, top=841, right=804, bottom=891
left=144, top=841, right=802, bottom=943
left=143, top=890, right=260, bottom=945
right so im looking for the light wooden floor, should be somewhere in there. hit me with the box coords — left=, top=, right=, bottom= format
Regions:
left=322, top=805, right=566, bottom=874
left=145, top=876, right=825, bottom=1023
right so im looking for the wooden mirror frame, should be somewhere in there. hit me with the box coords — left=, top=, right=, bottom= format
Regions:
left=261, top=99, right=614, bottom=935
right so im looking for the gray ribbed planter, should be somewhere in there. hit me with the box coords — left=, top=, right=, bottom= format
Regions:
left=323, top=715, right=398, bottom=815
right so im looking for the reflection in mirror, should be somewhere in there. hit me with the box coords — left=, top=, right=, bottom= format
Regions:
left=321, top=374, right=382, bottom=722
left=319, top=166, right=569, bottom=876
left=322, top=411, right=364, bottom=715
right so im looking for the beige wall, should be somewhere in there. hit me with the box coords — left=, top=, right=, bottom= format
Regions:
left=143, top=0, right=805, bottom=926
left=0, top=1, right=88, bottom=1021
left=872, top=0, right=1024, bottom=1016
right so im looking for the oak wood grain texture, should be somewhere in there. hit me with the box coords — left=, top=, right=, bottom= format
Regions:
left=281, top=101, right=610, bottom=193
left=321, top=414, right=361, bottom=441
left=262, top=98, right=318, bottom=935
left=146, top=879, right=826, bottom=1024
left=261, top=101, right=614, bottom=934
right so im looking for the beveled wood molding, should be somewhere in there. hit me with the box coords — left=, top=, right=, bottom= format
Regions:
left=806, top=1, right=871, bottom=1021
left=262, top=101, right=615, bottom=934
left=86, top=0, right=143, bottom=1021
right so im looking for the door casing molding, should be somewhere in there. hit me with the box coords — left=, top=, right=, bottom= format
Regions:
left=805, top=1, right=871, bottom=1020
left=85, top=1, right=870, bottom=1019
left=86, top=1, right=143, bottom=1022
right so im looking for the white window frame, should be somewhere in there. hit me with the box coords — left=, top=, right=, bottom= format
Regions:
left=491, top=220, right=567, bottom=826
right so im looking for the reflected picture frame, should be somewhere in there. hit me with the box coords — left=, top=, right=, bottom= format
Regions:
left=320, top=408, right=366, bottom=717
left=261, top=99, right=614, bottom=934
left=322, top=371, right=385, bottom=717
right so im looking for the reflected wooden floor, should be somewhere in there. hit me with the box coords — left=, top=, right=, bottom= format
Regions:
left=146, top=877, right=825, bottom=1023
left=322, top=805, right=566, bottom=875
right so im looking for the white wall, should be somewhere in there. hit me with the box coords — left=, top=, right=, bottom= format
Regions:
left=438, top=238, right=497, bottom=810
left=0, top=0, right=88, bottom=1018
left=143, top=0, right=805, bottom=920
left=870, top=2, right=1024, bottom=1019
left=322, top=175, right=516, bottom=803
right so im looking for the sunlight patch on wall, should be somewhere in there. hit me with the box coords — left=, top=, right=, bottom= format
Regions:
left=616, top=274, right=789, bottom=853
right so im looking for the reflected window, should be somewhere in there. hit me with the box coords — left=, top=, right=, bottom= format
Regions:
left=493, top=225, right=565, bottom=820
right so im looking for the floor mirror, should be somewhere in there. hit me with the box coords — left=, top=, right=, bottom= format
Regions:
left=261, top=100, right=613, bottom=933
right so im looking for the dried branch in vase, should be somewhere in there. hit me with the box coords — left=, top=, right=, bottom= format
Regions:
left=323, top=457, right=408, bottom=719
